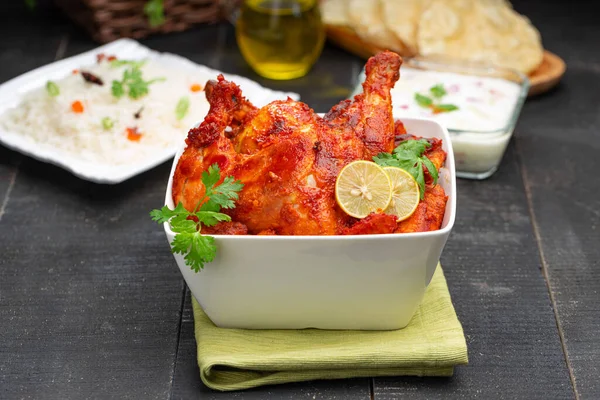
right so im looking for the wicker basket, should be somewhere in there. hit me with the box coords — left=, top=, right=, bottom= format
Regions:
left=55, top=0, right=225, bottom=44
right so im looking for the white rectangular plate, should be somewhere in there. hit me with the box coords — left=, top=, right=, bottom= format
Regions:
left=0, top=39, right=299, bottom=184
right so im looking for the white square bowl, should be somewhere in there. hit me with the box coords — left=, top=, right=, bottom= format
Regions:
left=162, top=117, right=456, bottom=330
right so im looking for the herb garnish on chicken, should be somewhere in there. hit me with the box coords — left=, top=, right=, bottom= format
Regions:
left=150, top=164, right=243, bottom=272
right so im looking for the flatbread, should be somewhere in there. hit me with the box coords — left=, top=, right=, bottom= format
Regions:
left=320, top=0, right=349, bottom=26
left=417, top=0, right=543, bottom=74
left=347, top=0, right=408, bottom=54
left=381, top=0, right=431, bottom=56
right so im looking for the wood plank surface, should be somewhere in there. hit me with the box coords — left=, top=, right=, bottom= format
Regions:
left=511, top=2, right=600, bottom=398
left=0, top=160, right=186, bottom=399
left=0, top=4, right=184, bottom=398
left=513, top=28, right=600, bottom=400
left=517, top=106, right=600, bottom=398
left=0, top=0, right=598, bottom=398
left=0, top=146, right=19, bottom=214
left=0, top=1, right=66, bottom=216
left=0, top=2, right=68, bottom=80
left=373, top=144, right=574, bottom=399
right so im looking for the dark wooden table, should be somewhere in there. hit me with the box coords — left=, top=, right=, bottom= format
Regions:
left=1, top=1, right=598, bottom=399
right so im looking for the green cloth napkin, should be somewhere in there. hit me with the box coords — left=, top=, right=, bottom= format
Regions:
left=192, top=265, right=468, bottom=391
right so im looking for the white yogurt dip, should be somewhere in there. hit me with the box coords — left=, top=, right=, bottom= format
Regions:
left=387, top=67, right=526, bottom=178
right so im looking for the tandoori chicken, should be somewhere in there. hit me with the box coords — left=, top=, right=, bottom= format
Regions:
left=172, top=51, right=448, bottom=235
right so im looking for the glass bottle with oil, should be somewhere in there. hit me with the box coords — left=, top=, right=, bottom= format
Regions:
left=235, top=0, right=325, bottom=80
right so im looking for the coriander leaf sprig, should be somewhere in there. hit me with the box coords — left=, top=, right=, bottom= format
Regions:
left=112, top=66, right=165, bottom=100
left=429, top=83, right=447, bottom=98
left=414, top=84, right=459, bottom=114
left=150, top=164, right=243, bottom=272
left=373, top=139, right=438, bottom=199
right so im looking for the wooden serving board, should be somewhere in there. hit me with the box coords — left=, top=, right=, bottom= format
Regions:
left=326, top=25, right=566, bottom=97
left=527, top=51, right=566, bottom=96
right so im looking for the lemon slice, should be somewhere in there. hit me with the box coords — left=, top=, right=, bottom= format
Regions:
left=335, top=161, right=392, bottom=218
left=383, top=166, right=420, bottom=222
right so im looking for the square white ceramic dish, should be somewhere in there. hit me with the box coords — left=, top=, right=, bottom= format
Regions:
left=0, top=38, right=298, bottom=184
left=163, top=117, right=456, bottom=330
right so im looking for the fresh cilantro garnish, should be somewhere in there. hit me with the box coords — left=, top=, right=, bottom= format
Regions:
left=430, top=84, right=447, bottom=98
left=414, top=93, right=432, bottom=108
left=414, top=84, right=458, bottom=114
left=109, top=59, right=147, bottom=69
left=433, top=104, right=459, bottom=113
left=144, top=0, right=166, bottom=27
left=175, top=96, right=190, bottom=120
left=150, top=164, right=243, bottom=272
left=46, top=81, right=59, bottom=97
left=373, top=139, right=438, bottom=199
left=111, top=66, right=165, bottom=100
left=111, top=80, right=125, bottom=98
